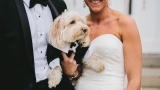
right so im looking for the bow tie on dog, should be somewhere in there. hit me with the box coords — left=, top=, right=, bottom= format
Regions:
left=47, top=10, right=105, bottom=88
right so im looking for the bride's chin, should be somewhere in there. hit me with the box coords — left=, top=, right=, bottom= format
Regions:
left=90, top=7, right=101, bottom=12
left=88, top=2, right=104, bottom=12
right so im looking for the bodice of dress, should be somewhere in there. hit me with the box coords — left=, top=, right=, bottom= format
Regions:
left=75, top=34, right=125, bottom=90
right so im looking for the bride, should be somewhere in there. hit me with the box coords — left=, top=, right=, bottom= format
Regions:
left=74, top=0, right=142, bottom=90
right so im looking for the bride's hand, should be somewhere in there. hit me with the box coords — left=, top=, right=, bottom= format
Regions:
left=61, top=52, right=78, bottom=76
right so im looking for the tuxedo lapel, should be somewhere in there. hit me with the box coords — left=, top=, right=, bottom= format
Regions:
left=47, top=0, right=59, bottom=19
left=14, top=0, right=35, bottom=73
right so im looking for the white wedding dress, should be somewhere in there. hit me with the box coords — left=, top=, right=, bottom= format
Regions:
left=75, top=34, right=126, bottom=90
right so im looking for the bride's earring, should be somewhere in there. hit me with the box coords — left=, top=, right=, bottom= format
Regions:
left=83, top=1, right=86, bottom=8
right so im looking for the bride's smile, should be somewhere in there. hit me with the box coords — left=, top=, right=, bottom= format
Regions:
left=85, top=0, right=108, bottom=12
left=89, top=0, right=102, bottom=4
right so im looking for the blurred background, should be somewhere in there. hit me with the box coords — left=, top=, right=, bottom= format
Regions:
left=64, top=0, right=160, bottom=90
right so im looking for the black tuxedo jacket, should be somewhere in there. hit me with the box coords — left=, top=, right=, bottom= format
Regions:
left=0, top=0, right=74, bottom=90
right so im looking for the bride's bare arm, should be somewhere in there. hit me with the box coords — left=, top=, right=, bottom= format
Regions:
left=120, top=15, right=142, bottom=90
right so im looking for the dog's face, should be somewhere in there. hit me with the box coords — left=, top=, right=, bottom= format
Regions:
left=49, top=10, right=90, bottom=48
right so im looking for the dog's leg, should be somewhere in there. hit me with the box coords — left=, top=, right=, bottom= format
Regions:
left=48, top=66, right=62, bottom=88
left=83, top=54, right=105, bottom=72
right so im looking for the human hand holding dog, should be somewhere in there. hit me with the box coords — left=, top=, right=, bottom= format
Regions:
left=61, top=52, right=78, bottom=76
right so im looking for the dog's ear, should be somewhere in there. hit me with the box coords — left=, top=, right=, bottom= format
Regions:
left=80, top=29, right=90, bottom=47
left=49, top=15, right=65, bottom=48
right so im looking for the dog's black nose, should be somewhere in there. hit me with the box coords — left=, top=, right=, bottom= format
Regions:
left=82, top=28, right=87, bottom=33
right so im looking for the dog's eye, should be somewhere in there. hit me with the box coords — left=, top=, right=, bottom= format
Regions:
left=70, top=20, right=75, bottom=24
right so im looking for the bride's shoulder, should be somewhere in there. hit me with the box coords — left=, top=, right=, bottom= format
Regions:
left=111, top=9, right=138, bottom=37
left=113, top=10, right=139, bottom=39
left=111, top=9, right=135, bottom=26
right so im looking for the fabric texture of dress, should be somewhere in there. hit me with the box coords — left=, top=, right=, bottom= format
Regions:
left=75, top=34, right=126, bottom=90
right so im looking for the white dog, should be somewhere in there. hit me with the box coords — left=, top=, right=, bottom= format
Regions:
left=48, top=10, right=105, bottom=88
left=48, top=10, right=90, bottom=88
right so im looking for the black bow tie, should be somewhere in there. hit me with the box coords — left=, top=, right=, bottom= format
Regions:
left=29, top=0, right=48, bottom=8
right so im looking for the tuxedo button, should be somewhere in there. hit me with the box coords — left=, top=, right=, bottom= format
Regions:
left=29, top=84, right=34, bottom=89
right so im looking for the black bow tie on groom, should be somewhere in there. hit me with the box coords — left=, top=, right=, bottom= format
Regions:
left=29, top=0, right=48, bottom=8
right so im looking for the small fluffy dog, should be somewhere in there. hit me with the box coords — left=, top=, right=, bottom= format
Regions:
left=48, top=10, right=90, bottom=88
left=48, top=10, right=105, bottom=88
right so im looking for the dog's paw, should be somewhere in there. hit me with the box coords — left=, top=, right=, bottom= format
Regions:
left=93, top=63, right=105, bottom=72
left=48, top=66, right=62, bottom=88
left=83, top=54, right=105, bottom=72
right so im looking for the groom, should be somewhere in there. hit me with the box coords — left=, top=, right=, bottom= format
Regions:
left=0, top=0, right=77, bottom=90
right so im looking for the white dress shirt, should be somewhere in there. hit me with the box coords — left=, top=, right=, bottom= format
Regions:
left=23, top=0, right=61, bottom=82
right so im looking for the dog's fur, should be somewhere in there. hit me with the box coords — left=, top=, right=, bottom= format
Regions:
left=83, top=54, right=105, bottom=72
left=48, top=10, right=90, bottom=88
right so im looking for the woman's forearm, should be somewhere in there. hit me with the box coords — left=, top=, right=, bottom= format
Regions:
left=126, top=79, right=141, bottom=90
